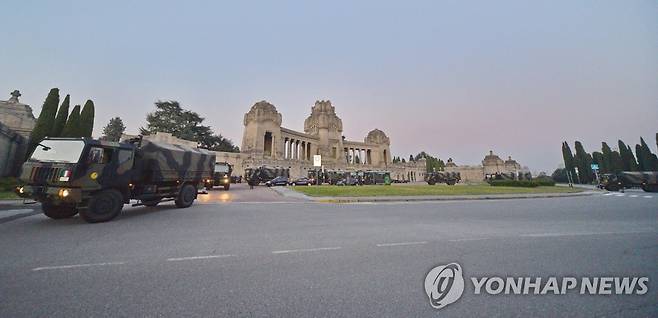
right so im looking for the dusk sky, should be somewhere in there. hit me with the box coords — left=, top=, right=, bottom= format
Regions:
left=1, top=0, right=656, bottom=172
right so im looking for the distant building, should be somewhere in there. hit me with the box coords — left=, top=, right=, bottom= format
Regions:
left=445, top=151, right=529, bottom=182
left=0, top=90, right=36, bottom=138
left=0, top=90, right=34, bottom=176
left=134, top=100, right=427, bottom=181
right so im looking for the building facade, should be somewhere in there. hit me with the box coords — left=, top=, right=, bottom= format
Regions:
left=0, top=90, right=34, bottom=176
left=445, top=151, right=529, bottom=183
left=133, top=100, right=427, bottom=181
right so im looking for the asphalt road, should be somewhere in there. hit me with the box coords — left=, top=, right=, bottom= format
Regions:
left=0, top=187, right=656, bottom=317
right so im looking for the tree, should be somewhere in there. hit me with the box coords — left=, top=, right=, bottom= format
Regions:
left=140, top=100, right=239, bottom=152
left=636, top=137, right=658, bottom=171
left=79, top=100, right=95, bottom=137
left=561, top=142, right=577, bottom=182
left=609, top=151, right=624, bottom=173
left=414, top=151, right=445, bottom=172
left=27, top=88, right=60, bottom=157
left=61, top=105, right=81, bottom=137
left=551, top=168, right=569, bottom=183
left=601, top=142, right=613, bottom=174
left=101, top=117, right=126, bottom=142
left=51, top=94, right=70, bottom=137
left=574, top=141, right=593, bottom=183
left=618, top=140, right=638, bottom=171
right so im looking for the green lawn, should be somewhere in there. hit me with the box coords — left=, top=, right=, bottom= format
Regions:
left=291, top=184, right=583, bottom=197
left=0, top=191, right=19, bottom=200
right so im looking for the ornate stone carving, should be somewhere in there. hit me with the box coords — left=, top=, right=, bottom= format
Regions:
left=243, top=100, right=282, bottom=126
left=303, top=100, right=343, bottom=135
left=0, top=90, right=36, bottom=138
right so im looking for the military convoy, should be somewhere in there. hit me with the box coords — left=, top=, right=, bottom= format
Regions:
left=205, top=162, right=232, bottom=191
left=425, top=171, right=461, bottom=185
left=16, top=137, right=215, bottom=223
left=598, top=171, right=658, bottom=192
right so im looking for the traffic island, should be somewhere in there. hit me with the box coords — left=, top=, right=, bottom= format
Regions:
left=282, top=184, right=591, bottom=203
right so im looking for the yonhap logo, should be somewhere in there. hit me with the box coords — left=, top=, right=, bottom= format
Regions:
left=424, top=262, right=465, bottom=309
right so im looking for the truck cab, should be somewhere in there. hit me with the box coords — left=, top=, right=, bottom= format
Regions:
left=205, top=162, right=233, bottom=191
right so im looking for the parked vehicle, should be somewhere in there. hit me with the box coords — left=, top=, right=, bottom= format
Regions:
left=426, top=171, right=461, bottom=185
left=16, top=137, right=215, bottom=223
left=266, top=176, right=289, bottom=187
left=362, top=170, right=391, bottom=185
left=245, top=166, right=289, bottom=186
left=599, top=171, right=658, bottom=192
left=205, top=162, right=232, bottom=191
left=290, top=177, right=312, bottom=186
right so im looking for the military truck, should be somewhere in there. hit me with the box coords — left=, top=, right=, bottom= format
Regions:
left=245, top=165, right=289, bottom=186
left=205, top=162, right=232, bottom=191
left=599, top=171, right=658, bottom=192
left=426, top=171, right=461, bottom=185
left=362, top=170, right=391, bottom=185
left=16, top=137, right=215, bottom=223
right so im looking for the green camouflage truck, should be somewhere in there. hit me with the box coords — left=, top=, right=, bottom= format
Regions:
left=204, top=162, right=233, bottom=191
left=426, top=171, right=461, bottom=185
left=16, top=137, right=215, bottom=223
left=599, top=171, right=658, bottom=192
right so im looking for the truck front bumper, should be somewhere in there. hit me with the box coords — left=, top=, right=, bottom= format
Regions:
left=16, top=185, right=83, bottom=203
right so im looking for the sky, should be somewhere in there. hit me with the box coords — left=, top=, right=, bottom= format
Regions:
left=1, top=0, right=656, bottom=173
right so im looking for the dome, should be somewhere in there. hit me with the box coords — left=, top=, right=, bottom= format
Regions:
left=365, top=129, right=390, bottom=145
left=482, top=150, right=504, bottom=165
left=250, top=100, right=277, bottom=113
left=243, top=100, right=282, bottom=126
left=304, top=100, right=343, bottom=135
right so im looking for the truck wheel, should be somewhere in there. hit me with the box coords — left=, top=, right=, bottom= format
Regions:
left=175, top=184, right=196, bottom=208
left=223, top=184, right=230, bottom=191
left=79, top=189, right=124, bottom=223
left=427, top=180, right=436, bottom=185
left=42, top=201, right=78, bottom=219
left=446, top=180, right=456, bottom=186
left=642, top=184, right=658, bottom=193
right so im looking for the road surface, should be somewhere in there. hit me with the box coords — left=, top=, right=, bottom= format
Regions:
left=0, top=185, right=656, bottom=317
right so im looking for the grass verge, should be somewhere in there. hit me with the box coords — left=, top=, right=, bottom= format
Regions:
left=290, top=184, right=583, bottom=197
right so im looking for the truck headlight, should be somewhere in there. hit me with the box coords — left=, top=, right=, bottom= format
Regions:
left=58, top=188, right=70, bottom=198
left=17, top=186, right=24, bottom=194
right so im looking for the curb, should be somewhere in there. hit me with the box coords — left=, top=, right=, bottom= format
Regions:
left=288, top=190, right=596, bottom=203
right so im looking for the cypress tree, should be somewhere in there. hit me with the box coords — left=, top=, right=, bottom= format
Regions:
left=609, top=151, right=624, bottom=173
left=27, top=88, right=60, bottom=157
left=61, top=105, right=81, bottom=137
left=561, top=142, right=577, bottom=182
left=636, top=144, right=645, bottom=171
left=51, top=94, right=70, bottom=137
left=637, top=137, right=658, bottom=171
left=79, top=100, right=95, bottom=137
left=601, top=142, right=613, bottom=174
left=574, top=141, right=593, bottom=183
left=592, top=152, right=604, bottom=171
left=618, top=140, right=638, bottom=171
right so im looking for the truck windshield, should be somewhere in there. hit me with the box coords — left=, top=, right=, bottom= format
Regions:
left=30, top=140, right=85, bottom=163
left=214, top=163, right=229, bottom=173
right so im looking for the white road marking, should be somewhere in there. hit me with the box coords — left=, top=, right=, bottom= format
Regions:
left=615, top=194, right=625, bottom=197
left=520, top=230, right=654, bottom=238
left=167, top=255, right=235, bottom=262
left=32, top=262, right=125, bottom=271
left=272, top=247, right=341, bottom=254
left=448, top=237, right=490, bottom=242
left=629, top=195, right=638, bottom=198
left=376, top=241, right=427, bottom=247
left=603, top=193, right=614, bottom=196
left=643, top=195, right=653, bottom=199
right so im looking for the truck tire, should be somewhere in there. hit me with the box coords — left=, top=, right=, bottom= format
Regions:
left=79, top=189, right=124, bottom=223
left=223, top=184, right=230, bottom=191
left=427, top=180, right=436, bottom=185
left=642, top=184, right=658, bottom=193
left=446, top=180, right=456, bottom=186
left=175, top=184, right=196, bottom=208
left=42, top=201, right=78, bottom=219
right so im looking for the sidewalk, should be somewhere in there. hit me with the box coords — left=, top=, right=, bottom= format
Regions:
left=271, top=186, right=597, bottom=203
